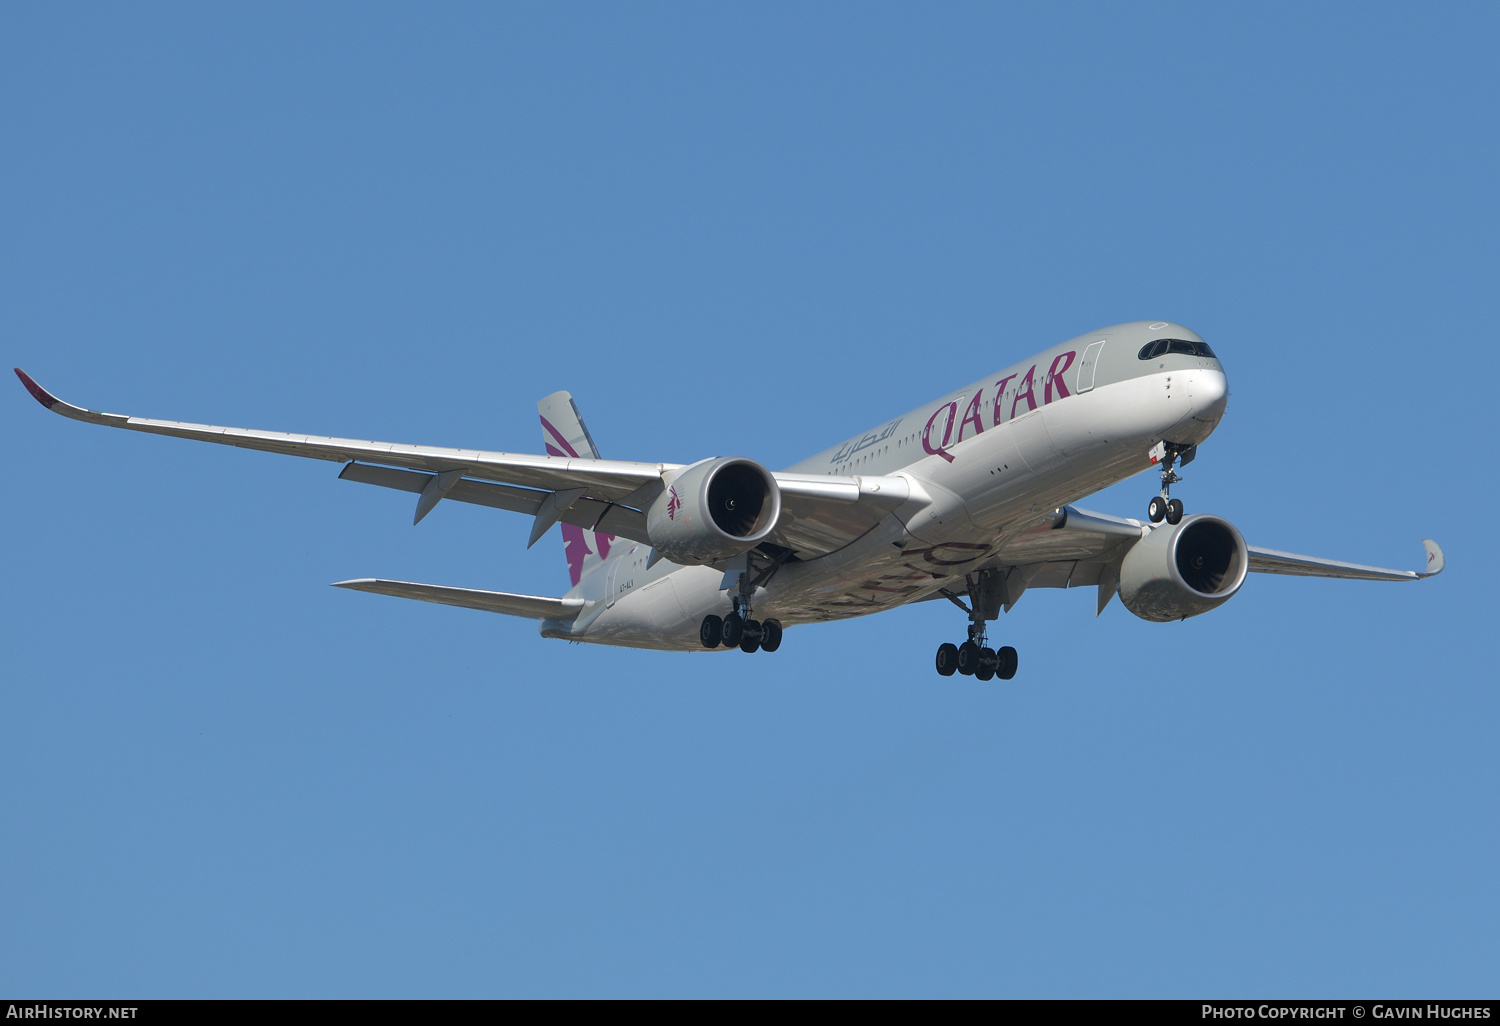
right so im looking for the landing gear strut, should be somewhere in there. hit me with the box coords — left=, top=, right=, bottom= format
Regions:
left=698, top=550, right=786, bottom=655
left=1147, top=442, right=1195, bottom=525
left=933, top=569, right=1018, bottom=681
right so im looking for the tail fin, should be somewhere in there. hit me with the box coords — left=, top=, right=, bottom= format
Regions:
left=538, top=391, right=615, bottom=587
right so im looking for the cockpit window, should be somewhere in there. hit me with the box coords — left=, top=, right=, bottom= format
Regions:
left=1138, top=339, right=1216, bottom=360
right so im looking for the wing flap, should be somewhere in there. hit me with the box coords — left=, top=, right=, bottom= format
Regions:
left=332, top=578, right=586, bottom=620
left=337, top=463, right=652, bottom=544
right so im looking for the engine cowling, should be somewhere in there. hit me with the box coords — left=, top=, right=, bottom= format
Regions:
left=645, top=457, right=781, bottom=565
left=1118, top=514, right=1248, bottom=622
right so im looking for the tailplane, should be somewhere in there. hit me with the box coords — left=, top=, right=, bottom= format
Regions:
left=538, top=391, right=615, bottom=586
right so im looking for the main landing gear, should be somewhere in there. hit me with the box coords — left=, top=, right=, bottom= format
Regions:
left=933, top=568, right=1017, bottom=681
left=700, top=610, right=782, bottom=653
left=1147, top=441, right=1196, bottom=525
left=698, top=551, right=786, bottom=654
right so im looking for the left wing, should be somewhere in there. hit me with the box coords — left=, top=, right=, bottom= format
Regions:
left=929, top=506, right=1444, bottom=616
left=984, top=506, right=1443, bottom=585
left=1246, top=539, right=1444, bottom=581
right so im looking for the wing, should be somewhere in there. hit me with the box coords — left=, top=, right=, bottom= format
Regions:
left=920, top=506, right=1443, bottom=618
left=15, top=369, right=910, bottom=560
left=1246, top=539, right=1444, bottom=581
left=767, top=472, right=924, bottom=555
left=15, top=368, right=672, bottom=500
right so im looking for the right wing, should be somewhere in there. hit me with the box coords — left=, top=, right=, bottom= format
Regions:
left=15, top=368, right=672, bottom=501
left=16, top=369, right=918, bottom=560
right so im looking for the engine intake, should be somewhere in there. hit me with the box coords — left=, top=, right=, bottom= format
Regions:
left=645, top=457, right=781, bottom=565
left=1118, top=514, right=1248, bottom=622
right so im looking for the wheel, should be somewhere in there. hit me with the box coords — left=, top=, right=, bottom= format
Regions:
left=935, top=642, right=959, bottom=676
left=1166, top=498, right=1184, bottom=525
left=975, top=647, right=997, bottom=681
left=957, top=640, right=981, bottom=676
left=997, top=646, right=1018, bottom=680
left=739, top=619, right=762, bottom=653
left=760, top=618, right=783, bottom=652
left=699, top=615, right=723, bottom=649
left=1148, top=496, right=1167, bottom=523
left=720, top=612, right=743, bottom=647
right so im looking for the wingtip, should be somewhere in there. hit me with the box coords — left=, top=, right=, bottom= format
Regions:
left=1420, top=539, right=1444, bottom=578
left=14, top=368, right=58, bottom=409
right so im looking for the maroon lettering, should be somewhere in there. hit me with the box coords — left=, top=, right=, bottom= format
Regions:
left=922, top=402, right=959, bottom=463
left=1010, top=365, right=1037, bottom=420
left=992, top=375, right=1017, bottom=426
left=958, top=391, right=985, bottom=441
left=1044, top=350, right=1076, bottom=404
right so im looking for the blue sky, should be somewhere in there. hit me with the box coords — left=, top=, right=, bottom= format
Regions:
left=3, top=2, right=1495, bottom=997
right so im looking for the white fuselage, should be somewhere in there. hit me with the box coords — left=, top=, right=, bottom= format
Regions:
left=549, top=322, right=1230, bottom=650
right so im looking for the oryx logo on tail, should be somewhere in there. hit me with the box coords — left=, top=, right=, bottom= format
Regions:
left=538, top=391, right=615, bottom=586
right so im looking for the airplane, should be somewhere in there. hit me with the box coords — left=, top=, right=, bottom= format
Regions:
left=13, top=320, right=1443, bottom=681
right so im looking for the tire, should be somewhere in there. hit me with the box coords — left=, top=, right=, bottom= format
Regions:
left=975, top=647, right=997, bottom=681
left=699, top=615, right=723, bottom=649
left=935, top=642, right=959, bottom=676
left=760, top=618, right=783, bottom=653
left=1166, top=498, right=1184, bottom=525
left=957, top=640, right=981, bottom=676
left=720, top=612, right=744, bottom=647
left=739, top=619, right=762, bottom=654
left=997, top=646, right=1018, bottom=680
left=1148, top=496, right=1167, bottom=523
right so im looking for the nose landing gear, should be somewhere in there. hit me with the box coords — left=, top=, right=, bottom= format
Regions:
left=933, top=569, right=1018, bottom=681
left=1147, top=442, right=1195, bottom=525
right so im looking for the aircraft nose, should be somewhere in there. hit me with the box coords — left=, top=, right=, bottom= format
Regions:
left=1185, top=368, right=1229, bottom=436
left=1196, top=368, right=1228, bottom=417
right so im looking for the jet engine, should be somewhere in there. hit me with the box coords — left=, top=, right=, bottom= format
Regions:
left=645, top=457, right=781, bottom=565
left=1118, top=514, right=1248, bottom=621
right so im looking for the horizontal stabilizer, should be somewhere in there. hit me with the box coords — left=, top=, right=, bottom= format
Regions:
left=332, top=579, right=585, bottom=620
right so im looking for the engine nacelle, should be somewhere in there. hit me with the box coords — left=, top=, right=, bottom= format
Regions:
left=1118, top=514, right=1249, bottom=622
left=645, top=457, right=781, bottom=566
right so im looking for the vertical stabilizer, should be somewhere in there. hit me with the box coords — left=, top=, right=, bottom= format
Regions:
left=538, top=391, right=615, bottom=586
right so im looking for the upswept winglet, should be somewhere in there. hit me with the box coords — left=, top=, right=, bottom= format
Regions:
left=15, top=368, right=56, bottom=408
left=1420, top=539, right=1445, bottom=578
left=14, top=368, right=127, bottom=425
